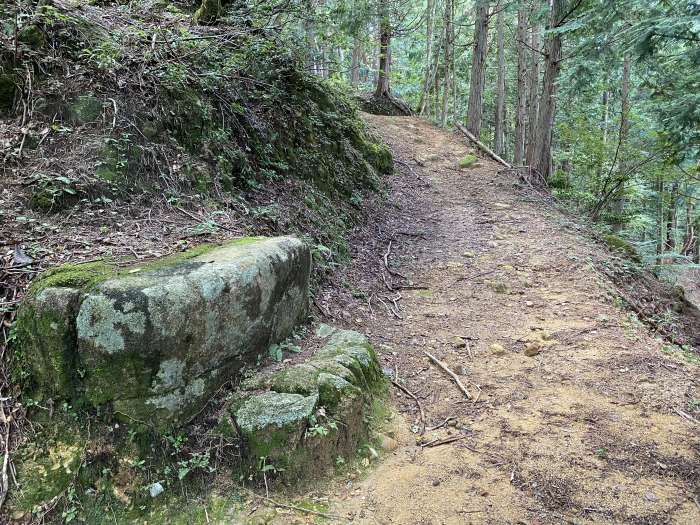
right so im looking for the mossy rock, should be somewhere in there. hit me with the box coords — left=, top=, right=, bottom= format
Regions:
left=235, top=391, right=317, bottom=469
left=223, top=326, right=386, bottom=482
left=193, top=0, right=222, bottom=24
left=14, top=237, right=311, bottom=429
left=18, top=25, right=46, bottom=48
left=67, top=95, right=104, bottom=125
left=602, top=234, right=641, bottom=263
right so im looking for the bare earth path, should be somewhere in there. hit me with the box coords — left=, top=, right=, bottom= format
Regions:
left=318, top=115, right=700, bottom=524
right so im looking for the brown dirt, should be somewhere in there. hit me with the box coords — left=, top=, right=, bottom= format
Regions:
left=310, top=115, right=700, bottom=525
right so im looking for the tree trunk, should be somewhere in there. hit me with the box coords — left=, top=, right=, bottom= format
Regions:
left=657, top=175, right=666, bottom=257
left=494, top=4, right=506, bottom=155
left=441, top=0, right=454, bottom=127
left=350, top=38, right=361, bottom=86
left=611, top=55, right=632, bottom=232
left=194, top=0, right=221, bottom=25
left=532, top=0, right=564, bottom=181
left=525, top=22, right=541, bottom=167
left=466, top=0, right=490, bottom=136
left=374, top=0, right=391, bottom=97
left=514, top=7, right=528, bottom=165
left=418, top=0, right=436, bottom=115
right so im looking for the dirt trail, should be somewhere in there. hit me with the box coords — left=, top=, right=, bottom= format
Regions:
left=319, top=115, right=700, bottom=524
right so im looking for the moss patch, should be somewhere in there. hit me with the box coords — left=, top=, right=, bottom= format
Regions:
left=602, top=234, right=641, bottom=263
left=459, top=154, right=477, bottom=168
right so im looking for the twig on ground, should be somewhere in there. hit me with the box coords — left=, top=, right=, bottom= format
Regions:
left=423, top=351, right=471, bottom=399
left=241, top=487, right=344, bottom=521
left=674, top=407, right=699, bottom=425
left=390, top=380, right=425, bottom=434
left=174, top=206, right=238, bottom=233
left=426, top=416, right=455, bottom=432
left=312, top=297, right=330, bottom=318
left=422, top=435, right=466, bottom=448
left=383, top=240, right=408, bottom=280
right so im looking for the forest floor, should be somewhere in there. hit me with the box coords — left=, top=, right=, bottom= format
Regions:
left=307, top=114, right=700, bottom=525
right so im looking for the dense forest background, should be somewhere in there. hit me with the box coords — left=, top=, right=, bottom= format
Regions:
left=247, top=0, right=699, bottom=270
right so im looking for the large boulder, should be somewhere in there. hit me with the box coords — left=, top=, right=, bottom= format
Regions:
left=15, top=236, right=311, bottom=428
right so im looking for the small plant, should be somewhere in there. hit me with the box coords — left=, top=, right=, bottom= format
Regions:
left=459, top=154, right=477, bottom=168
left=595, top=447, right=608, bottom=459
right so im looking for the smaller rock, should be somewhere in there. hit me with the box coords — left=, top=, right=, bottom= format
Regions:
left=378, top=435, right=398, bottom=452
left=644, top=491, right=658, bottom=502
left=432, top=479, right=441, bottom=487
left=149, top=482, right=164, bottom=498
left=490, top=343, right=506, bottom=356
left=463, top=251, right=476, bottom=258
left=524, top=341, right=541, bottom=357
left=525, top=301, right=534, bottom=307
left=451, top=336, right=467, bottom=348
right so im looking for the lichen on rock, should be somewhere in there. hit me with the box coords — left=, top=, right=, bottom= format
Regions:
left=14, top=236, right=311, bottom=429
left=221, top=326, right=386, bottom=481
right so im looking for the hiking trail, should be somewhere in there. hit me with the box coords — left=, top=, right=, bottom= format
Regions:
left=311, top=115, right=700, bottom=524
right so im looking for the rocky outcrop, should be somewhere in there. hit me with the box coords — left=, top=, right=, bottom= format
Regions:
left=15, top=236, right=311, bottom=428
left=217, top=327, right=386, bottom=481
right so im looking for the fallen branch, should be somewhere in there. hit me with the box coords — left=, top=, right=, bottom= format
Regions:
left=422, top=435, right=466, bottom=448
left=455, top=123, right=511, bottom=169
left=242, top=487, right=344, bottom=521
left=390, top=380, right=425, bottom=434
left=423, top=351, right=471, bottom=399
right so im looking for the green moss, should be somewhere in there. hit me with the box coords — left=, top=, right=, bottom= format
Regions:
left=459, top=154, right=477, bottom=168
left=25, top=237, right=266, bottom=298
left=193, top=0, right=221, bottom=24
left=0, top=73, right=17, bottom=116
left=602, top=234, right=641, bottom=263
left=68, top=95, right=103, bottom=125
left=11, top=432, right=85, bottom=513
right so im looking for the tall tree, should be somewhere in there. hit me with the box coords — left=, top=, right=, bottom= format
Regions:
left=418, top=0, right=436, bottom=115
left=525, top=21, right=541, bottom=167
left=532, top=0, right=568, bottom=180
left=493, top=3, right=506, bottom=155
left=514, top=6, right=529, bottom=165
left=375, top=0, right=392, bottom=97
left=466, top=0, right=490, bottom=136
left=441, top=0, right=455, bottom=127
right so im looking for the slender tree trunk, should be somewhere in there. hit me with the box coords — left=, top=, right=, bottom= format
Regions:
left=418, top=0, right=436, bottom=114
left=611, top=55, right=632, bottom=232
left=441, top=0, right=454, bottom=127
left=514, top=7, right=528, bottom=165
left=494, top=4, right=506, bottom=154
left=532, top=0, right=564, bottom=181
left=350, top=38, right=361, bottom=86
left=374, top=0, right=391, bottom=97
left=657, top=175, right=666, bottom=257
left=304, top=1, right=318, bottom=75
left=466, top=0, right=490, bottom=136
left=525, top=22, right=541, bottom=166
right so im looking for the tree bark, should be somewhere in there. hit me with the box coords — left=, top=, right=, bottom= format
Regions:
left=611, top=55, right=632, bottom=232
left=525, top=22, right=541, bottom=167
left=532, top=0, right=564, bottom=181
left=494, top=4, right=506, bottom=155
left=418, top=0, right=436, bottom=115
left=466, top=0, right=490, bottom=136
left=441, top=0, right=454, bottom=127
left=350, top=38, right=361, bottom=86
left=514, top=7, right=528, bottom=165
left=374, top=0, right=391, bottom=97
